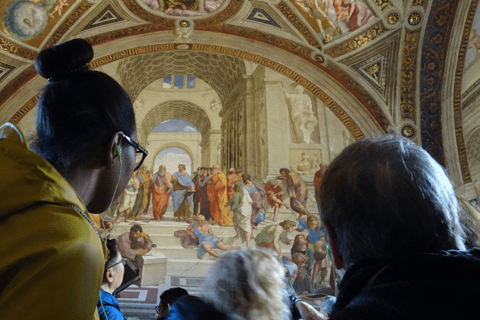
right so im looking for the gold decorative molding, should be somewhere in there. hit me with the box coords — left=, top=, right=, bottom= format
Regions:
left=0, top=36, right=37, bottom=60
left=8, top=43, right=365, bottom=140
left=325, top=23, right=386, bottom=58
left=88, top=44, right=176, bottom=68
left=0, top=65, right=36, bottom=114
left=45, top=1, right=93, bottom=48
left=9, top=93, right=40, bottom=124
left=412, top=0, right=428, bottom=7
left=401, top=125, right=415, bottom=138
left=452, top=0, right=478, bottom=184
left=387, top=13, right=399, bottom=25
left=371, top=0, right=392, bottom=11
left=408, top=12, right=422, bottom=26
left=276, top=1, right=321, bottom=48
left=400, top=31, right=420, bottom=120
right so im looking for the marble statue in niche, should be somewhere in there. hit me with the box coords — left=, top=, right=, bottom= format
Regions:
left=210, top=97, right=221, bottom=113
left=175, top=22, right=193, bottom=42
left=285, top=85, right=319, bottom=144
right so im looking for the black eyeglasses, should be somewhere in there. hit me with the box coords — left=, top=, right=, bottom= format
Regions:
left=108, top=258, right=127, bottom=269
left=123, top=134, right=148, bottom=171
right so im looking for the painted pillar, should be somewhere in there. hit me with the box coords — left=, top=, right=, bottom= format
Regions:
left=209, top=131, right=221, bottom=167
left=244, top=75, right=257, bottom=177
left=264, top=73, right=290, bottom=180
left=198, top=0, right=205, bottom=13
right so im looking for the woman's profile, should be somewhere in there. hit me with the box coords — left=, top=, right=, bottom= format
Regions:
left=0, top=38, right=146, bottom=319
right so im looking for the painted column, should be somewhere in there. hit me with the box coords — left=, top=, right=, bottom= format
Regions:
left=198, top=0, right=205, bottom=13
left=244, top=75, right=257, bottom=177
left=264, top=71, right=290, bottom=180
left=209, top=131, right=221, bottom=167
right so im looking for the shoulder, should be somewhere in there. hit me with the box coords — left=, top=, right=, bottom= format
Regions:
left=117, top=232, right=130, bottom=241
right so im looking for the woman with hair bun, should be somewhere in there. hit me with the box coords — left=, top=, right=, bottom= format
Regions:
left=0, top=39, right=145, bottom=319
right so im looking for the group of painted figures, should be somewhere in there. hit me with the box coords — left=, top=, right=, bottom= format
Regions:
left=107, top=161, right=331, bottom=294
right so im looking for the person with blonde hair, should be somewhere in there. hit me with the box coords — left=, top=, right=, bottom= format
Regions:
left=202, top=249, right=324, bottom=320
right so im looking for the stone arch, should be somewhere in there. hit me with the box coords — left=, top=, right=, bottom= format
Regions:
left=147, top=141, right=197, bottom=173
left=141, top=100, right=212, bottom=140
left=117, top=51, right=246, bottom=105
left=6, top=34, right=385, bottom=140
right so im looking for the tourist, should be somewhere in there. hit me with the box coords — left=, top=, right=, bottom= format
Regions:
left=320, top=136, right=480, bottom=319
left=0, top=38, right=142, bottom=318
left=97, top=240, right=128, bottom=320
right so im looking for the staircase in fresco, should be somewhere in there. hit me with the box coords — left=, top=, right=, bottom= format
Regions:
left=110, top=198, right=302, bottom=279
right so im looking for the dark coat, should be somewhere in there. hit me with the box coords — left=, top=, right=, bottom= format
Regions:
left=330, top=248, right=480, bottom=320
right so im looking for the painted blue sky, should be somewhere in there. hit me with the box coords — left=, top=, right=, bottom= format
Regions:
left=152, top=119, right=199, bottom=133
left=153, top=147, right=192, bottom=175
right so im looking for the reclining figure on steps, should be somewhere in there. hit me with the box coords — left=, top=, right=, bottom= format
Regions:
left=185, top=215, right=240, bottom=258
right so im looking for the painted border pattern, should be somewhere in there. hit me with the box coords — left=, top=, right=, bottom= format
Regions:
left=0, top=36, right=37, bottom=60
left=420, top=0, right=460, bottom=165
left=371, top=0, right=392, bottom=11
left=452, top=0, right=478, bottom=183
left=276, top=1, right=321, bottom=48
left=400, top=31, right=420, bottom=120
left=325, top=23, right=386, bottom=58
left=44, top=1, right=93, bottom=48
left=9, top=43, right=365, bottom=140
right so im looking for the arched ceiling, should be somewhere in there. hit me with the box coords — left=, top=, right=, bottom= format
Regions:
left=142, top=100, right=211, bottom=138
left=0, top=0, right=475, bottom=187
left=117, top=51, right=246, bottom=104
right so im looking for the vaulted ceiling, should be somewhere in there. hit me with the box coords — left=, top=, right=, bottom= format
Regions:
left=0, top=0, right=476, bottom=188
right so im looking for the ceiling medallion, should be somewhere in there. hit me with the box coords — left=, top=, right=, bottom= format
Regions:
left=315, top=54, right=324, bottom=63
left=401, top=125, right=415, bottom=138
left=387, top=13, right=399, bottom=25
left=180, top=20, right=190, bottom=27
left=176, top=44, right=190, bottom=50
left=408, top=13, right=421, bottom=26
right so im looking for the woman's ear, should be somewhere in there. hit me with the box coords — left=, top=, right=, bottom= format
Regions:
left=323, top=220, right=344, bottom=270
left=107, top=131, right=125, bottom=167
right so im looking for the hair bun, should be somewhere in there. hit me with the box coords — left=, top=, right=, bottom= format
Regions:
left=35, top=39, right=94, bottom=81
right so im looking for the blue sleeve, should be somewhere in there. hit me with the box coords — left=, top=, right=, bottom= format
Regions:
left=298, top=219, right=307, bottom=231
left=164, top=304, right=182, bottom=320
left=98, top=305, right=127, bottom=320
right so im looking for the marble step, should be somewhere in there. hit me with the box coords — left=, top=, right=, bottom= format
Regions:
left=109, top=212, right=300, bottom=234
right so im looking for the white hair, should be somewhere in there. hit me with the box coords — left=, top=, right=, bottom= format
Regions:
left=201, top=249, right=289, bottom=320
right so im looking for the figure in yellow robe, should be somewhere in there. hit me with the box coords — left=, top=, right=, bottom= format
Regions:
left=207, top=164, right=233, bottom=226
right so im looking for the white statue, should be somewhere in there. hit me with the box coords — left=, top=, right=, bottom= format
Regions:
left=285, top=85, right=318, bottom=144
left=211, top=98, right=221, bottom=113
left=175, top=24, right=193, bottom=43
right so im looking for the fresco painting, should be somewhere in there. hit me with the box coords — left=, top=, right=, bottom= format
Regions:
left=58, top=55, right=360, bottom=299
left=1, top=0, right=75, bottom=47
left=139, top=0, right=224, bottom=17
left=289, top=0, right=375, bottom=43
